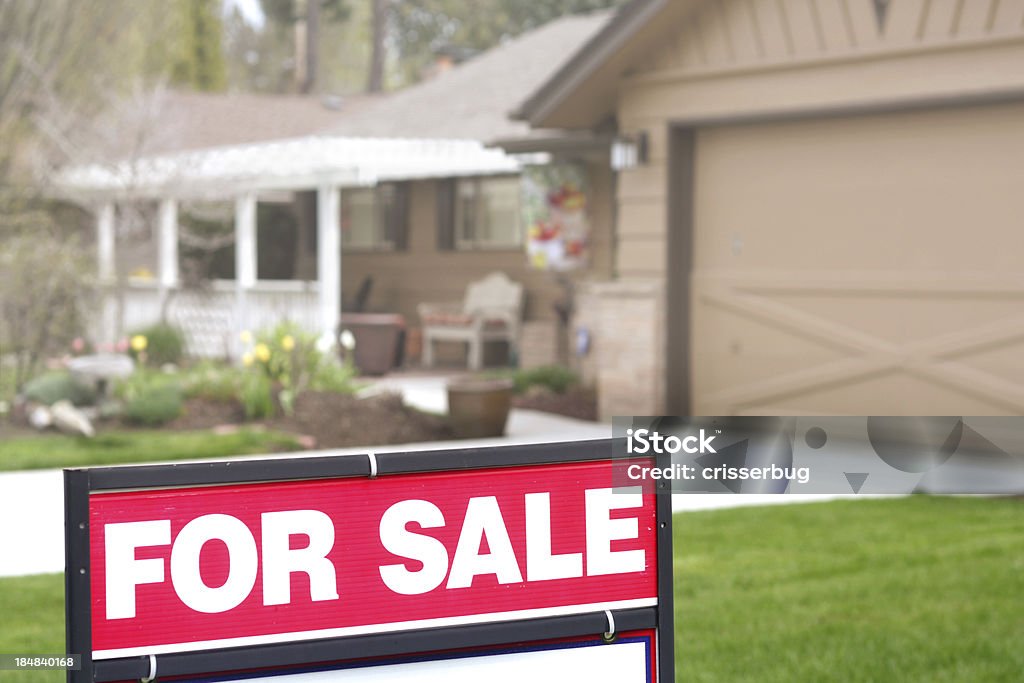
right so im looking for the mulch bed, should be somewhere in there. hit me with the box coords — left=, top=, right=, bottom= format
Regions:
left=163, top=391, right=454, bottom=449
left=273, top=391, right=453, bottom=449
left=5, top=384, right=597, bottom=449
left=512, top=386, right=598, bottom=422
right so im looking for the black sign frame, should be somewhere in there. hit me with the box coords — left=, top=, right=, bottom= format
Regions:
left=64, top=439, right=674, bottom=682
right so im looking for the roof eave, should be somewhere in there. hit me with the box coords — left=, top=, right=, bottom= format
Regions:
left=511, top=0, right=671, bottom=129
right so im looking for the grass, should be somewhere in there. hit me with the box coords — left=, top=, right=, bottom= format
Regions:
left=675, top=496, right=1024, bottom=682
left=0, top=428, right=302, bottom=471
left=0, top=497, right=1020, bottom=682
left=0, top=574, right=64, bottom=683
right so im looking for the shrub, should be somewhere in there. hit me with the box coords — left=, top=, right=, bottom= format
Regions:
left=512, top=365, right=579, bottom=394
left=310, top=360, right=358, bottom=394
left=115, top=367, right=176, bottom=400
left=123, top=384, right=183, bottom=426
left=240, top=372, right=274, bottom=420
left=181, top=362, right=242, bottom=403
left=239, top=322, right=357, bottom=416
left=22, top=371, right=97, bottom=406
left=129, top=322, right=186, bottom=367
left=0, top=228, right=96, bottom=390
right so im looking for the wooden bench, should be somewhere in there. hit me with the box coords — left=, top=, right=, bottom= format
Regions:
left=418, top=272, right=523, bottom=370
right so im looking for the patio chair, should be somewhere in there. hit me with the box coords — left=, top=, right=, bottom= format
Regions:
left=418, top=272, right=524, bottom=370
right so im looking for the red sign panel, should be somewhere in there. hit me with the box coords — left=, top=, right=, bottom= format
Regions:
left=88, top=460, right=657, bottom=659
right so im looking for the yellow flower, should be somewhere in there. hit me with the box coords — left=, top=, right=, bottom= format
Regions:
left=281, top=335, right=296, bottom=352
left=130, top=335, right=148, bottom=352
left=254, top=343, right=271, bottom=363
left=242, top=352, right=255, bottom=367
left=239, top=330, right=253, bottom=345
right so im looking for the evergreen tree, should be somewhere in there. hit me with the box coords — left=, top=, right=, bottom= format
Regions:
left=391, top=0, right=625, bottom=85
left=171, top=0, right=227, bottom=92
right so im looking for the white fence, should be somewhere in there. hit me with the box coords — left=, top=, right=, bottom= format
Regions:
left=100, top=279, right=321, bottom=358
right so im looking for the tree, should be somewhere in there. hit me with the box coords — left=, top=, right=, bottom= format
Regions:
left=258, top=0, right=350, bottom=92
left=170, top=0, right=228, bottom=92
left=390, top=0, right=625, bottom=85
left=367, top=0, right=389, bottom=93
left=0, top=1, right=186, bottom=388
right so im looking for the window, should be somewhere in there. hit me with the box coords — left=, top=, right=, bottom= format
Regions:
left=341, top=183, right=408, bottom=250
left=454, top=176, right=522, bottom=249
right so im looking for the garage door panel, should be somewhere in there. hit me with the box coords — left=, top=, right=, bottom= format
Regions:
left=691, top=287, right=845, bottom=393
left=694, top=107, right=1024, bottom=273
left=689, top=102, right=1024, bottom=414
left=736, top=371, right=1014, bottom=416
left=749, top=293, right=1024, bottom=347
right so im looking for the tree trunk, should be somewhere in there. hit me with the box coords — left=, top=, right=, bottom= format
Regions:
left=303, top=0, right=319, bottom=93
left=367, top=0, right=387, bottom=93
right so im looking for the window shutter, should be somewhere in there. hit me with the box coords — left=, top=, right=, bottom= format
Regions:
left=436, top=178, right=455, bottom=251
left=390, top=182, right=410, bottom=251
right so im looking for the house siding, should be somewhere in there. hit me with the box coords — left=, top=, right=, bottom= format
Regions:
left=580, top=0, right=1024, bottom=417
left=342, top=162, right=615, bottom=366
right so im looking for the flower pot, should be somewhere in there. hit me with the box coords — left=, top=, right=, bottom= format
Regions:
left=340, top=313, right=406, bottom=376
left=447, top=378, right=514, bottom=439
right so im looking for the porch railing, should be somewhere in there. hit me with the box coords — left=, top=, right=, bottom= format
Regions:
left=101, top=279, right=321, bottom=359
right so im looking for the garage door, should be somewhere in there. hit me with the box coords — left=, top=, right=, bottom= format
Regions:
left=689, top=102, right=1024, bottom=415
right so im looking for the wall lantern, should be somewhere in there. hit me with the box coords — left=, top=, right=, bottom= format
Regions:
left=610, top=132, right=648, bottom=170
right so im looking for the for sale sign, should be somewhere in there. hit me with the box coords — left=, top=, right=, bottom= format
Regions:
left=65, top=441, right=673, bottom=682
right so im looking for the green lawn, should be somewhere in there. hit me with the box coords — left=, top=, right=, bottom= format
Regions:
left=0, top=497, right=1021, bottom=682
left=675, top=496, right=1024, bottom=682
left=0, top=428, right=302, bottom=471
left=0, top=575, right=64, bottom=683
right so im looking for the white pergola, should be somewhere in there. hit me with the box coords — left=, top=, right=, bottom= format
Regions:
left=57, top=136, right=525, bottom=353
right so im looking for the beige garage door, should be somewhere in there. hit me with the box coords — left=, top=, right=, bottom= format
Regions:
left=689, top=102, right=1024, bottom=415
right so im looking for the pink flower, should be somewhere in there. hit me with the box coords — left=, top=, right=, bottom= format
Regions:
left=71, top=337, right=85, bottom=353
left=115, top=338, right=129, bottom=353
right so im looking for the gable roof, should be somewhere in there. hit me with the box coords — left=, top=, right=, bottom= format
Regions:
left=320, top=10, right=612, bottom=142
left=138, top=90, right=374, bottom=155
left=56, top=11, right=616, bottom=199
left=512, top=0, right=696, bottom=129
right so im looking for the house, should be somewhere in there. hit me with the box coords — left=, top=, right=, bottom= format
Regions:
left=514, top=0, right=1024, bottom=417
left=57, top=11, right=614, bottom=365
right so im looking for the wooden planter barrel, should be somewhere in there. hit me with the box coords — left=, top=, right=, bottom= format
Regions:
left=447, top=378, right=514, bottom=438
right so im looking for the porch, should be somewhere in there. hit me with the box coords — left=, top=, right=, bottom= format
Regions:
left=61, top=135, right=524, bottom=359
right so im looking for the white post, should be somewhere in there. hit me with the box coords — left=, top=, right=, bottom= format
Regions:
left=95, top=201, right=117, bottom=346
left=158, top=199, right=179, bottom=288
left=157, top=198, right=179, bottom=321
left=235, top=193, right=257, bottom=352
left=317, top=184, right=341, bottom=344
left=97, top=201, right=116, bottom=282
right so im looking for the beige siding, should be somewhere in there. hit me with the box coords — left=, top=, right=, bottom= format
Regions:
left=619, top=38, right=1024, bottom=125
left=753, top=0, right=797, bottom=58
left=957, top=0, right=997, bottom=36
left=634, top=0, right=1024, bottom=79
left=882, top=0, right=928, bottom=44
left=921, top=0, right=961, bottom=40
left=723, top=0, right=764, bottom=61
left=584, top=160, right=617, bottom=280
left=844, top=0, right=882, bottom=46
left=343, top=181, right=559, bottom=325
left=781, top=0, right=825, bottom=53
left=992, top=0, right=1024, bottom=35
left=342, top=167, right=616, bottom=330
